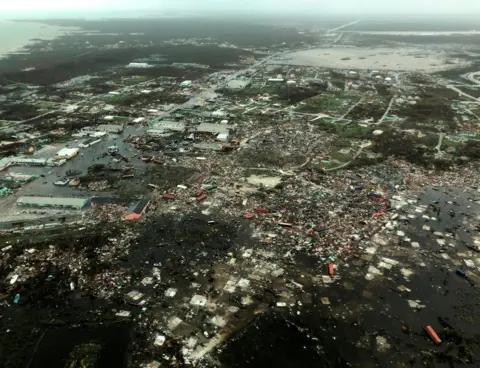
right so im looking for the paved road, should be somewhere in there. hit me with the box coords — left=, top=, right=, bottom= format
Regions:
left=330, top=97, right=365, bottom=123
left=325, top=142, right=371, bottom=172
left=445, top=84, right=480, bottom=103
left=327, top=20, right=361, bottom=33
left=376, top=96, right=395, bottom=125
left=435, top=132, right=445, bottom=155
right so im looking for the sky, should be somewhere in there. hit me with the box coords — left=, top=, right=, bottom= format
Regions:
left=1, top=0, right=480, bottom=15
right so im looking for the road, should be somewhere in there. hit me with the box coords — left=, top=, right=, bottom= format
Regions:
left=435, top=133, right=445, bottom=155
left=327, top=97, right=365, bottom=124
left=464, top=106, right=480, bottom=121
left=444, top=84, right=480, bottom=103
left=463, top=71, right=480, bottom=85
left=324, top=141, right=371, bottom=172
left=333, top=32, right=343, bottom=44
left=376, top=97, right=395, bottom=125
left=327, top=20, right=361, bottom=33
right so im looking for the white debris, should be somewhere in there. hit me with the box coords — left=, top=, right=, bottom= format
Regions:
left=154, top=334, right=166, bottom=346
left=115, top=310, right=131, bottom=317
left=224, top=280, right=237, bottom=293
left=141, top=277, right=154, bottom=285
left=464, top=259, right=475, bottom=268
left=165, top=288, right=178, bottom=297
left=400, top=268, right=414, bottom=278
left=396, top=230, right=405, bottom=237
left=321, top=297, right=331, bottom=305
left=237, top=278, right=250, bottom=288
left=276, top=302, right=287, bottom=307
left=228, top=306, right=240, bottom=314
left=397, top=285, right=411, bottom=292
left=168, top=317, right=183, bottom=330
left=185, top=337, right=198, bottom=349
left=411, top=242, right=420, bottom=248
left=271, top=268, right=284, bottom=277
left=10, top=275, right=19, bottom=285
left=407, top=300, right=426, bottom=309
left=366, top=265, right=383, bottom=280
left=190, top=295, right=207, bottom=307
left=376, top=336, right=391, bottom=352
left=322, top=275, right=333, bottom=283
left=437, top=239, right=446, bottom=246
left=127, top=290, right=144, bottom=301
left=378, top=261, right=393, bottom=270
left=368, top=265, right=383, bottom=275
left=242, top=249, right=253, bottom=258
left=210, top=316, right=227, bottom=328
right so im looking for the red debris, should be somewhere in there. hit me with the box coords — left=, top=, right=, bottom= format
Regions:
left=196, top=189, right=204, bottom=197
left=197, top=194, right=207, bottom=202
left=328, top=263, right=335, bottom=277
left=254, top=207, right=269, bottom=214
left=424, top=326, right=442, bottom=344
left=242, top=213, right=255, bottom=219
left=162, top=193, right=176, bottom=200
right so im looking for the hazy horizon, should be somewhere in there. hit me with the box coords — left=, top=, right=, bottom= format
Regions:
left=2, top=0, right=480, bottom=19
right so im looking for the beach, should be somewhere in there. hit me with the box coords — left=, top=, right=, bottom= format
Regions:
left=0, top=19, right=77, bottom=59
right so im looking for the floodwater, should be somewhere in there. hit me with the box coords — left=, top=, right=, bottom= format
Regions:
left=220, top=187, right=480, bottom=367
left=268, top=47, right=469, bottom=72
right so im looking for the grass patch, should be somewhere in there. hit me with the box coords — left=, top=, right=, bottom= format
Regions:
left=111, top=116, right=131, bottom=123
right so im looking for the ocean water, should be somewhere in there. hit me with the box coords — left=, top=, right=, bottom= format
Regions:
left=0, top=19, right=77, bottom=58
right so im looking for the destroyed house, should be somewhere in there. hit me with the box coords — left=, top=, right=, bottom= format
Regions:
left=90, top=196, right=133, bottom=207
left=195, top=122, right=231, bottom=134
left=124, top=199, right=150, bottom=220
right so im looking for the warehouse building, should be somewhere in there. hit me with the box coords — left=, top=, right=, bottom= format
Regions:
left=55, top=148, right=79, bottom=160
left=17, top=196, right=89, bottom=210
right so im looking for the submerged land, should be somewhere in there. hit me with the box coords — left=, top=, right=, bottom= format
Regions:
left=0, top=15, right=480, bottom=368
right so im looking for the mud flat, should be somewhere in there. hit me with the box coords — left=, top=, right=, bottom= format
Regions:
left=268, top=47, right=469, bottom=72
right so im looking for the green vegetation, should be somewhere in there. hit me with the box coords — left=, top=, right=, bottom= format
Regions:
left=66, top=343, right=102, bottom=368
left=296, top=91, right=361, bottom=115
left=36, top=100, right=60, bottom=108
left=111, top=116, right=131, bottom=123
left=329, top=150, right=353, bottom=163
left=122, top=75, right=148, bottom=85
left=314, top=120, right=374, bottom=139
left=101, top=94, right=126, bottom=104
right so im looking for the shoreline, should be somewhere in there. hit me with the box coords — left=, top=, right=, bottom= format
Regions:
left=0, top=19, right=79, bottom=60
